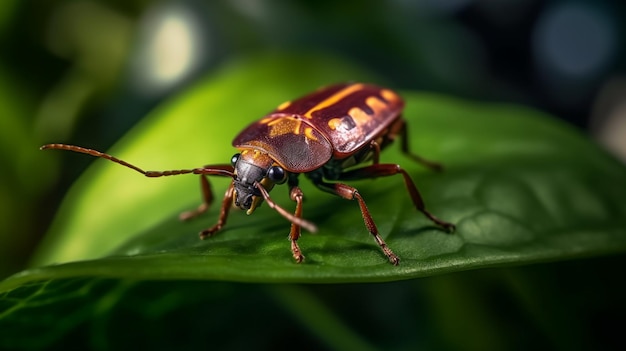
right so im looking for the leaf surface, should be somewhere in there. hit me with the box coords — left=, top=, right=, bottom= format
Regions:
left=8, top=53, right=625, bottom=289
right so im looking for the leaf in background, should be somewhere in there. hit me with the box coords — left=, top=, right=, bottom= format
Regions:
left=0, top=0, right=19, bottom=36
left=3, top=258, right=625, bottom=350
left=9, top=52, right=626, bottom=288
left=0, top=278, right=359, bottom=350
left=0, top=65, right=56, bottom=278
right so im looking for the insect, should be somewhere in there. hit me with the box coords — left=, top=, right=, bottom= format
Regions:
left=41, top=83, right=454, bottom=265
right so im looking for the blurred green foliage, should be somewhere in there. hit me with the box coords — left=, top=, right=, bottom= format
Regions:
left=2, top=257, right=625, bottom=350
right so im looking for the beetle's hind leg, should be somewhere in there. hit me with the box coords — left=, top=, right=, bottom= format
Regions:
left=392, top=118, right=444, bottom=172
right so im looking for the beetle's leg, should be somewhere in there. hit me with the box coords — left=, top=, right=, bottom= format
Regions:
left=179, top=164, right=234, bottom=222
left=340, top=164, right=455, bottom=232
left=199, top=182, right=235, bottom=239
left=288, top=184, right=305, bottom=263
left=254, top=182, right=317, bottom=233
left=313, top=180, right=400, bottom=265
left=369, top=140, right=381, bottom=165
left=393, top=118, right=444, bottom=172
left=179, top=175, right=213, bottom=221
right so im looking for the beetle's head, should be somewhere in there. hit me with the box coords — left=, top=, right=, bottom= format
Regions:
left=231, top=149, right=288, bottom=214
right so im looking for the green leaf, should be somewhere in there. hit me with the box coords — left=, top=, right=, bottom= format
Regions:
left=8, top=52, right=626, bottom=289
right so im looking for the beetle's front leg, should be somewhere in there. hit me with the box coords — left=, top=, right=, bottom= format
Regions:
left=176, top=164, right=235, bottom=238
left=313, top=180, right=400, bottom=265
left=179, top=164, right=234, bottom=221
left=197, top=182, right=235, bottom=239
left=179, top=175, right=213, bottom=221
left=288, top=184, right=305, bottom=263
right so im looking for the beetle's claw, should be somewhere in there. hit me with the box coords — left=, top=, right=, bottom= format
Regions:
left=389, top=255, right=400, bottom=266
left=199, top=226, right=220, bottom=239
left=291, top=240, right=305, bottom=263
left=442, top=222, right=456, bottom=233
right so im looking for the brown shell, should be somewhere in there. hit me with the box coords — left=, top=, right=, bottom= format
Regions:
left=233, top=83, right=404, bottom=173
left=233, top=115, right=333, bottom=172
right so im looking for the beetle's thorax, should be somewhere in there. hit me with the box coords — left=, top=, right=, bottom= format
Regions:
left=232, top=149, right=275, bottom=213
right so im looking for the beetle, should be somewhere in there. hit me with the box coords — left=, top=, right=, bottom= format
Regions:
left=41, top=82, right=454, bottom=265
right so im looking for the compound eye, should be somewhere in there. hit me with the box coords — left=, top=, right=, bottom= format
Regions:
left=267, top=165, right=287, bottom=184
left=231, top=153, right=240, bottom=167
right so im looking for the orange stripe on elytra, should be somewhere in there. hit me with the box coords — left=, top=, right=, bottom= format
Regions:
left=304, top=127, right=318, bottom=141
left=303, top=83, right=364, bottom=119
left=276, top=100, right=291, bottom=111
left=366, top=96, right=388, bottom=114
left=380, top=89, right=399, bottom=103
left=348, top=107, right=370, bottom=125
